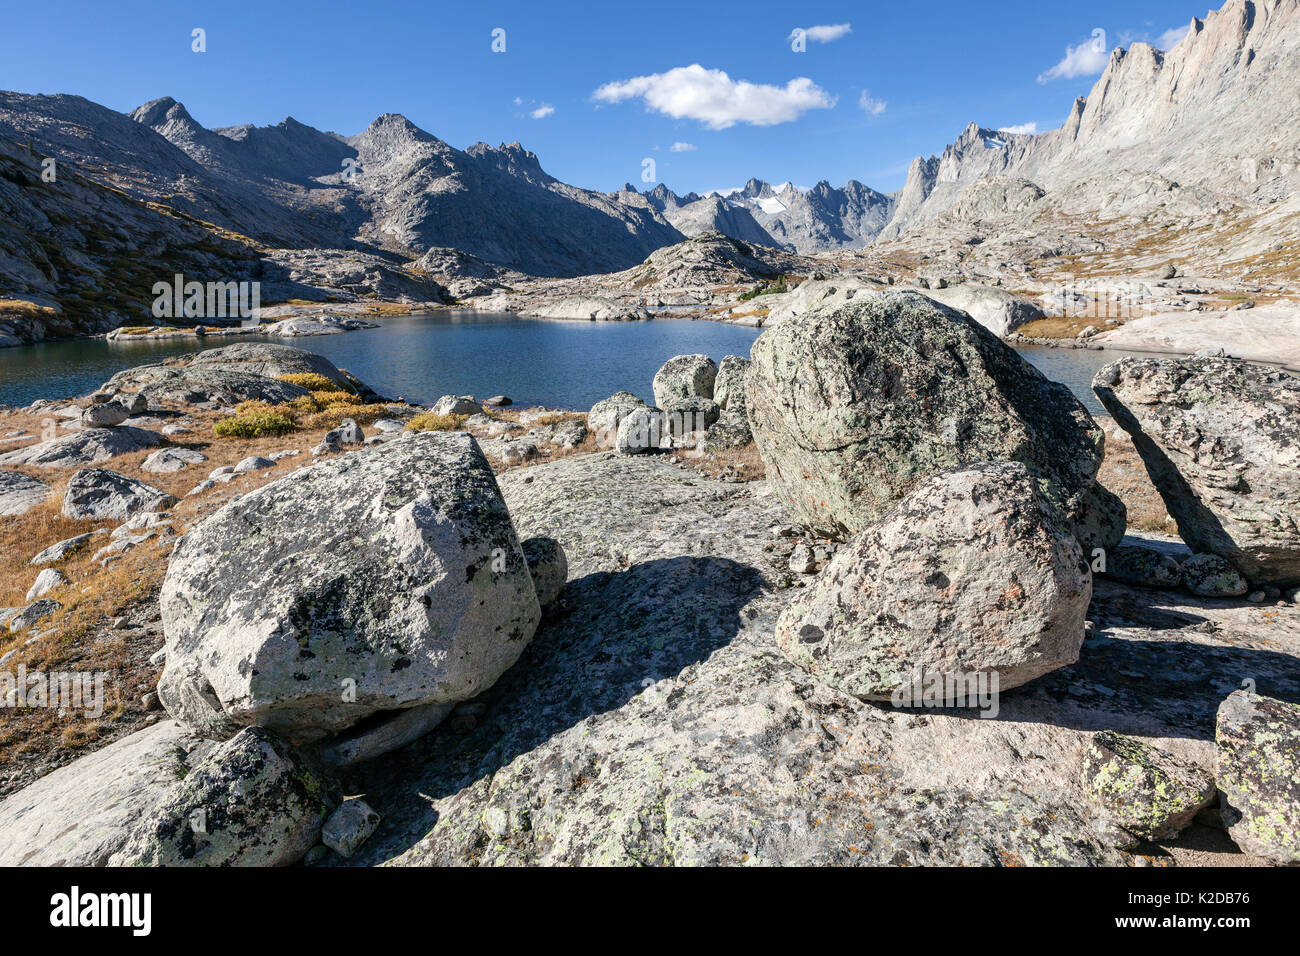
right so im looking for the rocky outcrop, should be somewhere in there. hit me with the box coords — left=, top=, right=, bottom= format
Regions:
left=62, top=468, right=177, bottom=521
left=109, top=728, right=336, bottom=866
left=1093, top=357, right=1300, bottom=585
left=774, top=463, right=1090, bottom=700
left=103, top=343, right=363, bottom=408
left=1081, top=730, right=1215, bottom=841
left=0, top=720, right=212, bottom=866
left=524, top=297, right=651, bottom=321
left=157, top=432, right=540, bottom=746
left=0, top=427, right=163, bottom=468
left=0, top=469, right=49, bottom=516
left=344, top=453, right=1181, bottom=866
left=1216, top=690, right=1300, bottom=864
left=747, top=290, right=1103, bottom=539
left=651, top=354, right=717, bottom=408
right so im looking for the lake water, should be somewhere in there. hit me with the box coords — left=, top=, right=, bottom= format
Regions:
left=0, top=312, right=1156, bottom=415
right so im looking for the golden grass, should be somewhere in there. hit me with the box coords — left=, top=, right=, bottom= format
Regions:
left=1095, top=423, right=1171, bottom=533
left=406, top=412, right=468, bottom=432
left=276, top=372, right=348, bottom=393
left=1016, top=315, right=1112, bottom=339
left=680, top=442, right=767, bottom=482
left=0, top=299, right=58, bottom=316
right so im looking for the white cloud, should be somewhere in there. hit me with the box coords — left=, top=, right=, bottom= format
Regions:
left=1037, top=32, right=1110, bottom=83
left=530, top=103, right=554, bottom=119
left=1157, top=24, right=1191, bottom=49
left=789, top=23, right=852, bottom=44
left=512, top=97, right=522, bottom=106
left=998, top=122, right=1039, bottom=135
left=592, top=64, right=836, bottom=129
left=858, top=90, right=886, bottom=116
left=669, top=142, right=697, bottom=152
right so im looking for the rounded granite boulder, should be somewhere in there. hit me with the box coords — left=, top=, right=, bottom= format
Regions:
left=747, top=290, right=1104, bottom=540
left=157, top=432, right=541, bottom=745
left=775, top=462, right=1091, bottom=701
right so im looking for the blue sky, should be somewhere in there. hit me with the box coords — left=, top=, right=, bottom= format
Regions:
left=1, top=0, right=1205, bottom=195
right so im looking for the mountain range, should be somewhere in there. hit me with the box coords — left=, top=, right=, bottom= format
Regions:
left=0, top=0, right=1296, bottom=343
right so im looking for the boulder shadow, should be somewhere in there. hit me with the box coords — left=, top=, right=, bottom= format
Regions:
left=339, top=553, right=768, bottom=861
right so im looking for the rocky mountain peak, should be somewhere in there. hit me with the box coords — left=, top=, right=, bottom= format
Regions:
left=130, top=96, right=189, bottom=127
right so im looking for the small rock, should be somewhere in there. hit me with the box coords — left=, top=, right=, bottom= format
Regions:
left=1181, top=554, right=1249, bottom=598
left=616, top=407, right=665, bottom=455
left=9, top=599, right=61, bottom=633
left=1105, top=545, right=1183, bottom=589
left=787, top=542, right=817, bottom=574
left=62, top=468, right=177, bottom=522
left=1081, top=730, right=1216, bottom=841
left=80, top=402, right=130, bottom=428
left=141, top=447, right=208, bottom=473
left=233, top=455, right=275, bottom=473
left=26, top=568, right=68, bottom=602
left=321, top=799, right=382, bottom=859
left=432, top=395, right=481, bottom=417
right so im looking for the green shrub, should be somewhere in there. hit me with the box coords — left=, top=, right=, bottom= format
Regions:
left=305, top=404, right=392, bottom=429
left=738, top=277, right=790, bottom=301
left=214, top=411, right=297, bottom=439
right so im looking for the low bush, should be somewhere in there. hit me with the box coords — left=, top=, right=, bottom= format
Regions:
left=305, top=404, right=391, bottom=429
left=214, top=410, right=297, bottom=438
left=276, top=372, right=350, bottom=393
left=406, top=412, right=468, bottom=433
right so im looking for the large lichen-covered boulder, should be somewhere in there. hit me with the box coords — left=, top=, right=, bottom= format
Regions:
left=747, top=290, right=1104, bottom=539
left=1080, top=730, right=1215, bottom=841
left=110, top=728, right=336, bottom=867
left=0, top=720, right=212, bottom=866
left=62, top=468, right=177, bottom=521
left=1093, top=357, right=1300, bottom=585
left=1215, top=690, right=1300, bottom=864
left=157, top=432, right=541, bottom=745
left=652, top=354, right=717, bottom=408
left=775, top=462, right=1091, bottom=700
left=712, top=355, right=751, bottom=411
